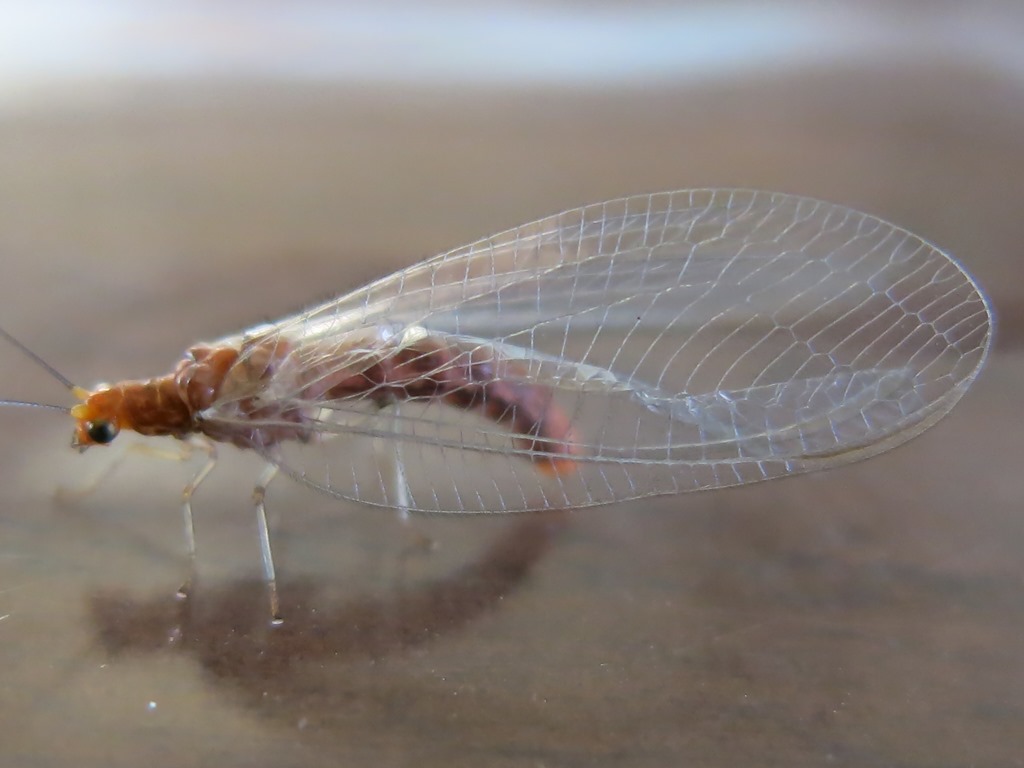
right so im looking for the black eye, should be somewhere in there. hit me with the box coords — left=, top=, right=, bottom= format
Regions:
left=86, top=420, right=119, bottom=444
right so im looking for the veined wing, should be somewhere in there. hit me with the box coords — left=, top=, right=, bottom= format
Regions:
left=211, top=189, right=991, bottom=513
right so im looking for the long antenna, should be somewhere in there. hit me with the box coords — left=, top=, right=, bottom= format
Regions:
left=0, top=325, right=76, bottom=391
left=0, top=400, right=70, bottom=413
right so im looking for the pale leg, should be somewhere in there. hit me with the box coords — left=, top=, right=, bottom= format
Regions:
left=390, top=437, right=411, bottom=519
left=55, top=440, right=194, bottom=505
left=379, top=404, right=435, bottom=573
left=252, top=462, right=282, bottom=625
left=367, top=403, right=432, bottom=592
left=54, top=449, right=128, bottom=505
left=376, top=400, right=412, bottom=515
left=53, top=438, right=216, bottom=600
left=176, top=439, right=217, bottom=600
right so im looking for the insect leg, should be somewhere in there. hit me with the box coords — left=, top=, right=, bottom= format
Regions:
left=252, top=462, right=282, bottom=625
left=53, top=444, right=131, bottom=505
left=370, top=398, right=413, bottom=516
left=56, top=440, right=211, bottom=505
left=176, top=438, right=217, bottom=600
left=389, top=402, right=412, bottom=518
left=384, top=403, right=438, bottom=568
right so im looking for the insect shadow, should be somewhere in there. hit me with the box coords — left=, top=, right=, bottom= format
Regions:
left=87, top=513, right=565, bottom=704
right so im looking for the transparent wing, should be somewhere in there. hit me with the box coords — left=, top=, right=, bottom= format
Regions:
left=211, top=189, right=992, bottom=513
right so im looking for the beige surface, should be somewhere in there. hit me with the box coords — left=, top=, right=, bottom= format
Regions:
left=0, top=63, right=1022, bottom=767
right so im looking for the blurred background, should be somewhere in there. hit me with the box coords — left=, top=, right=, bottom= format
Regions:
left=0, top=2, right=1022, bottom=766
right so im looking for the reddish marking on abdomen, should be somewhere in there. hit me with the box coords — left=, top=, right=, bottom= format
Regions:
left=445, top=375, right=580, bottom=475
left=310, top=336, right=582, bottom=471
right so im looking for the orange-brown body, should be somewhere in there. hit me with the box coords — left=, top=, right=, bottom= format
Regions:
left=71, top=332, right=580, bottom=473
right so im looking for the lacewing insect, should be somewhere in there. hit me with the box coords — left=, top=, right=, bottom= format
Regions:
left=1, top=189, right=993, bottom=623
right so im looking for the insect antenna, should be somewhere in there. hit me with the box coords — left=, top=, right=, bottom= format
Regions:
left=0, top=325, right=78, bottom=412
left=0, top=399, right=70, bottom=413
left=0, top=325, right=77, bottom=390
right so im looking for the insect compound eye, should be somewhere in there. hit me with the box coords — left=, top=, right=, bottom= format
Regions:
left=85, top=419, right=119, bottom=445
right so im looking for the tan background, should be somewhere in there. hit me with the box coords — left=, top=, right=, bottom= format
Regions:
left=1, top=4, right=1023, bottom=767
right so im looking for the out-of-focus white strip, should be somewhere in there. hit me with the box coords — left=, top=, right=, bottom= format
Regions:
left=0, top=3, right=1022, bottom=98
